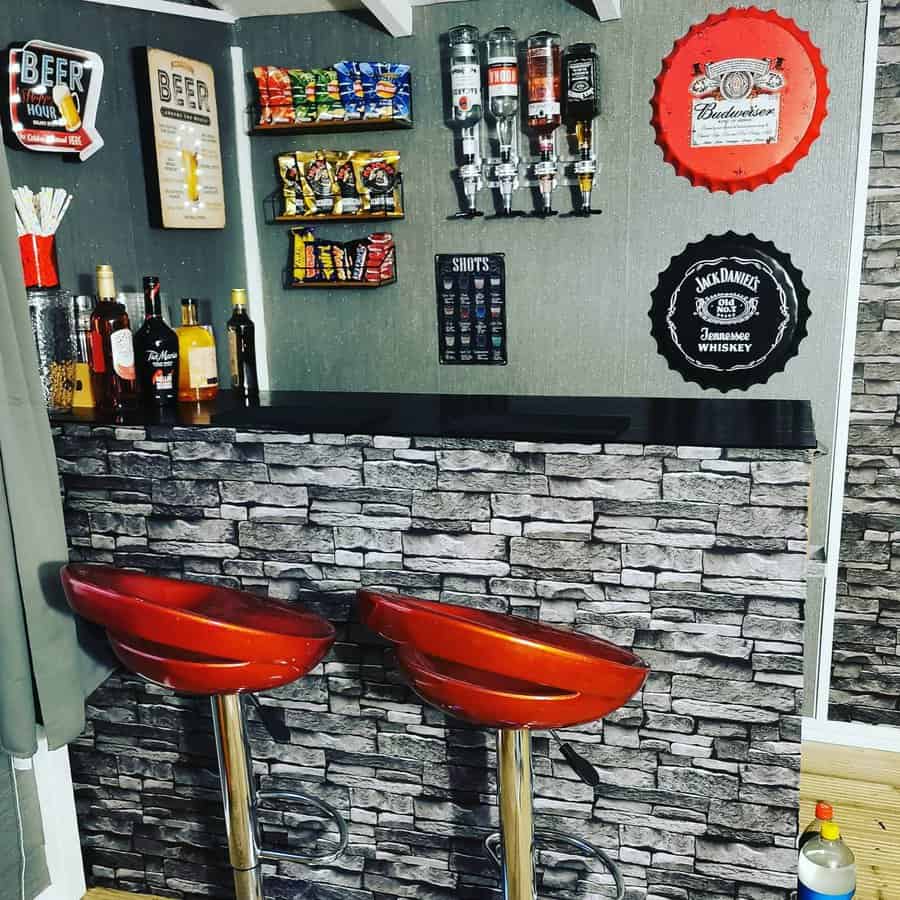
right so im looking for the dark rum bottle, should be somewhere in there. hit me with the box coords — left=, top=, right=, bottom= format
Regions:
left=88, top=264, right=138, bottom=411
left=226, top=288, right=259, bottom=400
left=134, top=276, right=179, bottom=405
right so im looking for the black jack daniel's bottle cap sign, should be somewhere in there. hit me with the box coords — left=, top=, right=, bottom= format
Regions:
left=650, top=232, right=810, bottom=392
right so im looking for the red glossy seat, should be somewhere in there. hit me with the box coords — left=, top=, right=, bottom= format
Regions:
left=62, top=564, right=335, bottom=694
left=359, top=590, right=648, bottom=729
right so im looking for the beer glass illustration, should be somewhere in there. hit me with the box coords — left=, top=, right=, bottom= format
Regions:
left=181, top=149, right=200, bottom=202
left=52, top=85, right=81, bottom=132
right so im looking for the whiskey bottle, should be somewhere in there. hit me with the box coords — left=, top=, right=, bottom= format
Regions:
left=226, top=289, right=259, bottom=399
left=176, top=298, right=218, bottom=403
left=134, top=276, right=179, bottom=406
left=563, top=42, right=600, bottom=213
left=88, top=264, right=138, bottom=411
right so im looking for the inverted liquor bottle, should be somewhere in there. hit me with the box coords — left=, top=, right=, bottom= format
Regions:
left=448, top=24, right=484, bottom=217
left=526, top=31, right=562, bottom=216
left=88, top=264, right=138, bottom=411
left=134, top=276, right=179, bottom=405
left=226, top=289, right=259, bottom=400
left=486, top=26, right=521, bottom=216
left=176, top=298, right=219, bottom=403
left=563, top=42, right=601, bottom=215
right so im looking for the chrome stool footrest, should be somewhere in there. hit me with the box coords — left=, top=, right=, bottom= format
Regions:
left=484, top=829, right=625, bottom=900
left=257, top=789, right=349, bottom=864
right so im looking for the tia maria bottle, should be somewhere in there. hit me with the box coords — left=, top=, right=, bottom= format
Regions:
left=134, top=276, right=179, bottom=405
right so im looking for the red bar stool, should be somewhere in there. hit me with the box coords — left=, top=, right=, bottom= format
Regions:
left=358, top=589, right=649, bottom=900
left=61, top=564, right=348, bottom=900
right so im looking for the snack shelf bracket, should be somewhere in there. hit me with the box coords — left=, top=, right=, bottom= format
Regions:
left=265, top=179, right=406, bottom=225
left=251, top=118, right=414, bottom=136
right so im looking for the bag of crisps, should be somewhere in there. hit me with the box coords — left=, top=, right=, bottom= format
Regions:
left=314, top=69, right=345, bottom=120
left=335, top=60, right=365, bottom=119
left=278, top=152, right=304, bottom=216
left=357, top=150, right=402, bottom=215
left=255, top=66, right=293, bottom=124
left=331, top=151, right=363, bottom=216
left=288, top=69, right=317, bottom=123
left=298, top=150, right=338, bottom=215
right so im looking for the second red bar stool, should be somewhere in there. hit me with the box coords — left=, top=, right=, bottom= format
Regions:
left=358, top=588, right=650, bottom=900
left=61, top=564, right=348, bottom=900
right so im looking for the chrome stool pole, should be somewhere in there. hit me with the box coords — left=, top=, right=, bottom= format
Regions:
left=211, top=694, right=350, bottom=900
left=212, top=694, right=264, bottom=900
left=496, top=729, right=536, bottom=900
left=486, top=729, right=625, bottom=900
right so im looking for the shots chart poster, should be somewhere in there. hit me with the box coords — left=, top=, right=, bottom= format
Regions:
left=435, top=254, right=507, bottom=365
left=650, top=232, right=810, bottom=392
left=146, top=48, right=226, bottom=229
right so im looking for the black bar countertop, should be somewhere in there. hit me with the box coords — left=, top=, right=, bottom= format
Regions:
left=50, top=392, right=817, bottom=449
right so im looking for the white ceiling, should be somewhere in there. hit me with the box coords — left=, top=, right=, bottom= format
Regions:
left=211, top=0, right=468, bottom=19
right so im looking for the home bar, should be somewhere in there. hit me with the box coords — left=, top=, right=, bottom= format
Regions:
left=0, top=2, right=893, bottom=900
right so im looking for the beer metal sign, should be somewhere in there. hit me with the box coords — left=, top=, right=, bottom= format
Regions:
left=651, top=7, right=828, bottom=192
left=8, top=40, right=104, bottom=161
left=650, top=233, right=810, bottom=391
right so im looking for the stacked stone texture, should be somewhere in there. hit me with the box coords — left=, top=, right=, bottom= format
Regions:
left=832, top=4, right=900, bottom=726
left=55, top=425, right=810, bottom=900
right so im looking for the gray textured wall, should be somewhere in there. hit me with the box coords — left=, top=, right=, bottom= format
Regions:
left=56, top=424, right=810, bottom=899
left=0, top=1, right=246, bottom=381
left=236, top=0, right=867, bottom=551
left=831, top=2, right=900, bottom=729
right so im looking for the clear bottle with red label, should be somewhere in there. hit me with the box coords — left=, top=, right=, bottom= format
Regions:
left=487, top=26, right=522, bottom=216
left=88, top=264, right=138, bottom=412
left=526, top=31, right=562, bottom=216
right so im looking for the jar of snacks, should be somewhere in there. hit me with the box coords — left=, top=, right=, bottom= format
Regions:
left=27, top=287, right=77, bottom=412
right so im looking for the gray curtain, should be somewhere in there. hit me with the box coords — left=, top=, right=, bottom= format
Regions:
left=0, top=120, right=112, bottom=895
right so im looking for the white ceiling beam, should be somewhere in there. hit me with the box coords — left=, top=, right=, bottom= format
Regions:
left=590, top=0, right=621, bottom=22
left=360, top=0, right=413, bottom=36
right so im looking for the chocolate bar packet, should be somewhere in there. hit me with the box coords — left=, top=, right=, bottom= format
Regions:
left=314, top=68, right=345, bottom=120
left=359, top=62, right=411, bottom=120
left=358, top=150, right=402, bottom=215
left=288, top=69, right=317, bottom=123
left=314, top=241, right=338, bottom=281
left=255, top=66, right=293, bottom=124
left=278, top=152, right=304, bottom=216
left=335, top=60, right=365, bottom=119
left=291, top=227, right=317, bottom=283
left=332, top=151, right=363, bottom=215
left=298, top=150, right=337, bottom=215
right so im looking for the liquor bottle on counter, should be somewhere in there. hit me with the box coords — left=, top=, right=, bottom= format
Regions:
left=448, top=24, right=484, bottom=218
left=176, top=298, right=218, bottom=403
left=563, top=42, right=601, bottom=215
left=526, top=31, right=562, bottom=217
left=226, top=289, right=259, bottom=400
left=88, top=264, right=138, bottom=411
left=486, top=26, right=522, bottom=217
left=134, top=276, right=179, bottom=406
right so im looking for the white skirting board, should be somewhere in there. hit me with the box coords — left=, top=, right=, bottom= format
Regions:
left=803, top=717, right=900, bottom=755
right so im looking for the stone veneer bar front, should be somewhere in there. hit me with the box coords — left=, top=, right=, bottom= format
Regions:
left=53, top=400, right=813, bottom=900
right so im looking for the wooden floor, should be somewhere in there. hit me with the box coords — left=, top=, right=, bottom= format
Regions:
left=801, top=741, right=900, bottom=900
left=84, top=742, right=900, bottom=900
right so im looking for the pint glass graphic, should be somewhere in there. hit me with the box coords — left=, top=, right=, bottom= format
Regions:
left=181, top=149, right=200, bottom=202
left=52, top=85, right=81, bottom=131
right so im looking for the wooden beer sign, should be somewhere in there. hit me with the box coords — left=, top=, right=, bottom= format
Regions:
left=8, top=40, right=104, bottom=161
left=145, top=48, right=226, bottom=229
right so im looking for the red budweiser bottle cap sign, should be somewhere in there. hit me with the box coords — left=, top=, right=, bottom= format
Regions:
left=651, top=7, right=829, bottom=193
